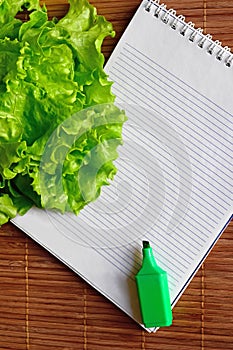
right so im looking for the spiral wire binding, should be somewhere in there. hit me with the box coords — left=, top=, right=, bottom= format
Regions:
left=145, top=0, right=233, bottom=67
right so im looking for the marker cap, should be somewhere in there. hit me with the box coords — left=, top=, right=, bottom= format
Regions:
left=135, top=241, right=173, bottom=328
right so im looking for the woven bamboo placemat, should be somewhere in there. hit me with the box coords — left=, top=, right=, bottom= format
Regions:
left=0, top=0, right=233, bottom=349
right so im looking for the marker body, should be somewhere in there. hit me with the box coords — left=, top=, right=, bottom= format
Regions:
left=135, top=242, right=172, bottom=328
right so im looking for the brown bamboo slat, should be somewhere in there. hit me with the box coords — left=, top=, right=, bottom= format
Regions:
left=1, top=0, right=233, bottom=349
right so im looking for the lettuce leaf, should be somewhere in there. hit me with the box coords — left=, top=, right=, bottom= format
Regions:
left=0, top=0, right=126, bottom=226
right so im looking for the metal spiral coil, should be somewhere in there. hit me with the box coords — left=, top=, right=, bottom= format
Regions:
left=145, top=0, right=233, bottom=67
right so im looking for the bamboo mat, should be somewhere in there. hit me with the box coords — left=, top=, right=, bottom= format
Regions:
left=1, top=0, right=233, bottom=349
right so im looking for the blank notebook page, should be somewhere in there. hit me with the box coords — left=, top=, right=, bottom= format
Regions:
left=13, top=0, right=233, bottom=331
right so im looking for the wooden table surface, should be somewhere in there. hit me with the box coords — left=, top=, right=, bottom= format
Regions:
left=0, top=0, right=233, bottom=349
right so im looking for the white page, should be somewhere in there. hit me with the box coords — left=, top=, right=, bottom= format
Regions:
left=13, top=0, right=233, bottom=332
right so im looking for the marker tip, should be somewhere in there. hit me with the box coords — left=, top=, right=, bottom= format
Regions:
left=143, top=241, right=150, bottom=249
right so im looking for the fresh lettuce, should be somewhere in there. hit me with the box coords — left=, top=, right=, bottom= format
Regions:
left=0, top=0, right=126, bottom=226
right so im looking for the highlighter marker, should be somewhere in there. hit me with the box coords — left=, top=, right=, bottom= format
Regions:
left=135, top=241, right=173, bottom=328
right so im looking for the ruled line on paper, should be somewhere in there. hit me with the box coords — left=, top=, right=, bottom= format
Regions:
left=123, top=45, right=233, bottom=131
left=116, top=56, right=232, bottom=142
left=125, top=43, right=233, bottom=122
left=49, top=209, right=183, bottom=283
left=109, top=67, right=232, bottom=193
left=111, top=87, right=232, bottom=207
left=111, top=81, right=231, bottom=206
left=118, top=105, right=230, bottom=213
left=110, top=65, right=232, bottom=182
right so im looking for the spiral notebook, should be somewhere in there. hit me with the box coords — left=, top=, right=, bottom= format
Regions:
left=13, top=0, right=233, bottom=331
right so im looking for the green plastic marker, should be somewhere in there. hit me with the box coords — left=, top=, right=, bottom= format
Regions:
left=135, top=241, right=173, bottom=328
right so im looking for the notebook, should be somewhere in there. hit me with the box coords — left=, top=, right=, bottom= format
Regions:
left=12, top=0, right=233, bottom=331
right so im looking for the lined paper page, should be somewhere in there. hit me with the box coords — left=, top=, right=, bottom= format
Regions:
left=104, top=0, right=232, bottom=303
left=13, top=0, right=232, bottom=331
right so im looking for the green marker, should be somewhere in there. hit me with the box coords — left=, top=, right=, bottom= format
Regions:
left=135, top=241, right=173, bottom=328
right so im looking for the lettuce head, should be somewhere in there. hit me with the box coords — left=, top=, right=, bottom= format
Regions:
left=0, top=0, right=126, bottom=225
